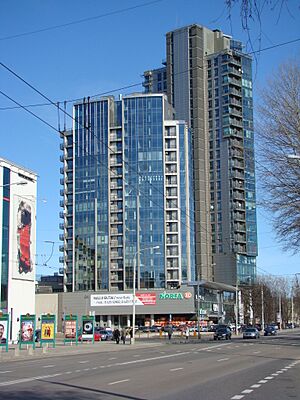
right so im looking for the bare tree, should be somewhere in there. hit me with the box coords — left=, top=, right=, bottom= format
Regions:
left=256, top=60, right=300, bottom=252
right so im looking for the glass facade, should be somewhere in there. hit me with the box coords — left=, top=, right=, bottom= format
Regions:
left=1, top=167, right=10, bottom=311
left=61, top=94, right=195, bottom=291
left=73, top=100, right=109, bottom=291
left=124, top=96, right=165, bottom=289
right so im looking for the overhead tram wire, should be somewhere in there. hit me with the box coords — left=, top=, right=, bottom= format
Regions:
left=1, top=36, right=299, bottom=112
left=3, top=36, right=297, bottom=241
left=0, top=61, right=203, bottom=238
left=0, top=0, right=164, bottom=41
left=0, top=89, right=198, bottom=240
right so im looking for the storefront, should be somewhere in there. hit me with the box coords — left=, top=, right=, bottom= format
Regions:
left=36, top=282, right=236, bottom=331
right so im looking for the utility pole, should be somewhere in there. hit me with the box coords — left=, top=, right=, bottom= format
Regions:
left=279, top=292, right=282, bottom=330
left=235, top=282, right=239, bottom=336
left=261, top=286, right=265, bottom=331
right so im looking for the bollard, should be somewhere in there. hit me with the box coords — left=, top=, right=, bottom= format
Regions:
left=42, top=346, right=48, bottom=354
left=14, top=347, right=20, bottom=357
left=159, top=330, right=162, bottom=338
left=28, top=347, right=33, bottom=356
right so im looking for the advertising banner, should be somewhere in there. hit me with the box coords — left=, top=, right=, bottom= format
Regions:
left=91, top=293, right=156, bottom=307
left=0, top=314, right=9, bottom=351
left=13, top=195, right=35, bottom=281
left=81, top=316, right=95, bottom=342
left=19, top=314, right=36, bottom=349
left=41, top=315, right=56, bottom=346
left=64, top=315, right=78, bottom=344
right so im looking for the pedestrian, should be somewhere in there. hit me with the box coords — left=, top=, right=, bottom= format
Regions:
left=113, top=328, right=120, bottom=344
left=185, top=327, right=190, bottom=342
left=167, top=326, right=173, bottom=341
left=129, top=327, right=133, bottom=344
left=121, top=327, right=127, bottom=344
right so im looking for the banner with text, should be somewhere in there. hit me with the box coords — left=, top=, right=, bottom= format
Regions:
left=91, top=293, right=156, bottom=307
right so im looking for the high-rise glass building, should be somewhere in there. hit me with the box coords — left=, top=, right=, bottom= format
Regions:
left=144, top=24, right=257, bottom=286
left=60, top=93, right=195, bottom=292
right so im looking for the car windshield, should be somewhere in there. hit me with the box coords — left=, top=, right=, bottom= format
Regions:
left=217, top=328, right=227, bottom=333
left=246, top=328, right=256, bottom=332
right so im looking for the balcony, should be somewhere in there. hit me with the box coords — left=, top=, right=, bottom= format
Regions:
left=60, top=143, right=64, bottom=150
left=60, top=167, right=64, bottom=175
left=59, top=223, right=64, bottom=230
left=59, top=234, right=64, bottom=241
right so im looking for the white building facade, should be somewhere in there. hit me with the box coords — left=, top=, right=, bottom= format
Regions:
left=0, top=158, right=37, bottom=341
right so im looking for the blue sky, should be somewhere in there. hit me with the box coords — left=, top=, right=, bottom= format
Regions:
left=1, top=0, right=299, bottom=279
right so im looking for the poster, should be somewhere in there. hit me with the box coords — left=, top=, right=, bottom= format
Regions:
left=21, top=320, right=34, bottom=342
left=13, top=195, right=35, bottom=281
left=41, top=321, right=55, bottom=340
left=65, top=320, right=76, bottom=339
left=82, top=318, right=94, bottom=340
left=0, top=320, right=8, bottom=344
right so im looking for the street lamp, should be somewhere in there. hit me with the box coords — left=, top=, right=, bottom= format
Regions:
left=0, top=181, right=27, bottom=188
left=131, top=245, right=159, bottom=345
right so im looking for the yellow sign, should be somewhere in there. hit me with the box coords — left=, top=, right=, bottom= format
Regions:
left=41, top=322, right=55, bottom=340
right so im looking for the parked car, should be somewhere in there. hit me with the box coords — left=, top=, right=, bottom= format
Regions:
left=97, top=329, right=114, bottom=341
left=243, top=327, right=260, bottom=339
left=214, top=327, right=232, bottom=340
left=78, top=330, right=101, bottom=342
left=264, top=326, right=277, bottom=336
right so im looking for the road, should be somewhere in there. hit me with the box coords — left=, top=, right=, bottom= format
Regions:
left=0, top=330, right=299, bottom=400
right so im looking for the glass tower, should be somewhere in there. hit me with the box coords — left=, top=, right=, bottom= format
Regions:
left=60, top=93, right=195, bottom=292
left=143, top=24, right=257, bottom=286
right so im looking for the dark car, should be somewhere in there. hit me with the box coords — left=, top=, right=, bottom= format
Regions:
left=243, top=327, right=260, bottom=339
left=264, top=326, right=277, bottom=336
left=214, top=327, right=232, bottom=340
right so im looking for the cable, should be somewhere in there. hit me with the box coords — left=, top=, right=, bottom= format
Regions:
left=1, top=36, right=299, bottom=112
left=0, top=61, right=202, bottom=239
left=0, top=89, right=198, bottom=252
left=0, top=0, right=164, bottom=41
left=0, top=90, right=57, bottom=132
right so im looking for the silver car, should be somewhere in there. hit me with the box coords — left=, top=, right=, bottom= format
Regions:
left=243, top=327, right=260, bottom=339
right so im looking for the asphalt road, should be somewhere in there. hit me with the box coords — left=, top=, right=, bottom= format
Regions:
left=0, top=330, right=299, bottom=400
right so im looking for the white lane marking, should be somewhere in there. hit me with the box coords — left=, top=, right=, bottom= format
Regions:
left=170, top=367, right=183, bottom=372
left=285, top=366, right=291, bottom=369
left=272, top=373, right=279, bottom=376
left=235, top=346, right=240, bottom=348
left=281, top=368, right=288, bottom=371
left=78, top=360, right=89, bottom=364
left=83, top=368, right=90, bottom=371
left=242, top=389, right=253, bottom=394
left=217, top=358, right=230, bottom=362
left=0, top=373, right=62, bottom=387
left=251, top=384, right=261, bottom=388
left=198, top=343, right=232, bottom=352
left=108, top=379, right=130, bottom=386
left=264, top=376, right=274, bottom=380
left=92, top=367, right=97, bottom=370
left=108, top=357, right=117, bottom=360
left=277, top=371, right=284, bottom=374
left=75, top=370, right=81, bottom=373
left=65, top=371, right=72, bottom=374
left=258, top=380, right=268, bottom=383
left=231, top=396, right=244, bottom=399
left=133, top=354, right=140, bottom=357
left=253, top=351, right=261, bottom=354
left=0, top=371, right=12, bottom=374
left=43, top=365, right=55, bottom=368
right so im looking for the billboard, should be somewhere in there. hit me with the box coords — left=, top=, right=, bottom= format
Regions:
left=21, top=320, right=34, bottom=342
left=13, top=196, right=35, bottom=281
left=0, top=320, right=8, bottom=344
left=65, top=320, right=77, bottom=339
left=41, top=319, right=55, bottom=340
left=19, top=314, right=36, bottom=349
left=81, top=316, right=94, bottom=341
left=90, top=293, right=156, bottom=307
